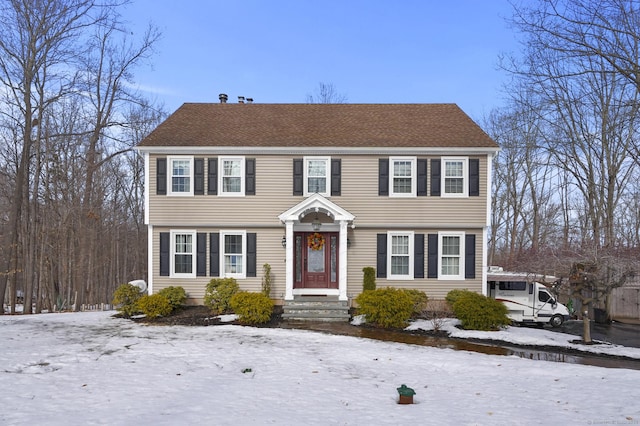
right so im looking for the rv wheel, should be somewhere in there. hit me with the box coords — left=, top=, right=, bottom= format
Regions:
left=549, top=314, right=564, bottom=328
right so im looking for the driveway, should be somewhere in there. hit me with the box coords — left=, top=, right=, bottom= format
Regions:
left=553, top=320, right=640, bottom=348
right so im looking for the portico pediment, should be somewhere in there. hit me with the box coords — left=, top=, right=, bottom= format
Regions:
left=278, top=193, right=355, bottom=224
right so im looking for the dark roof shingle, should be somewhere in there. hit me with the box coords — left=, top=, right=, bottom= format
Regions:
left=138, top=103, right=498, bottom=149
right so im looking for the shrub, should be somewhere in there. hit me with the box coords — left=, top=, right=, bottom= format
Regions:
left=362, top=267, right=376, bottom=292
left=137, top=294, right=173, bottom=318
left=445, top=289, right=474, bottom=307
left=112, top=283, right=143, bottom=317
left=402, top=289, right=429, bottom=317
left=230, top=291, right=274, bottom=325
left=355, top=287, right=414, bottom=329
left=158, top=286, right=187, bottom=310
left=451, top=291, right=510, bottom=331
left=204, top=278, right=239, bottom=314
left=262, top=263, right=272, bottom=297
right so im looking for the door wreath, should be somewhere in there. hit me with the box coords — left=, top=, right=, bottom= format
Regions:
left=307, top=232, right=325, bottom=251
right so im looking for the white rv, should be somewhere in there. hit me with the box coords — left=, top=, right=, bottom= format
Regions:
left=487, top=268, right=569, bottom=327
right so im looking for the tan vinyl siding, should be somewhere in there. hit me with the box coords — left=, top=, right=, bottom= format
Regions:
left=148, top=154, right=489, bottom=228
left=151, top=227, right=286, bottom=304
left=151, top=226, right=483, bottom=304
left=344, top=228, right=483, bottom=301
left=148, top=153, right=488, bottom=304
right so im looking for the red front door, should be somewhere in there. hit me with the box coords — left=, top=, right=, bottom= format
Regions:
left=293, top=232, right=338, bottom=289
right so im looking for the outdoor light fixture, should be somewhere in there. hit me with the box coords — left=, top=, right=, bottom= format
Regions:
left=312, top=215, right=321, bottom=232
left=281, top=236, right=286, bottom=248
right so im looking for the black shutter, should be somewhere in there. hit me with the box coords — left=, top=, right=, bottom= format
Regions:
left=465, top=234, right=476, bottom=278
left=247, top=233, right=257, bottom=277
left=417, top=159, right=428, bottom=196
left=378, top=159, right=389, bottom=196
left=414, top=233, right=425, bottom=278
left=427, top=234, right=438, bottom=278
left=246, top=158, right=256, bottom=195
left=197, top=233, right=206, bottom=276
left=207, top=158, right=217, bottom=195
left=430, top=159, right=441, bottom=196
left=159, top=232, right=170, bottom=276
left=194, top=158, right=204, bottom=195
left=331, top=158, right=341, bottom=196
left=210, top=233, right=220, bottom=276
left=157, top=158, right=167, bottom=195
left=293, top=158, right=303, bottom=195
left=376, top=233, right=387, bottom=278
left=469, top=158, right=479, bottom=196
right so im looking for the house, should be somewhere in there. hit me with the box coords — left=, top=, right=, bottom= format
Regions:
left=137, top=99, right=499, bottom=318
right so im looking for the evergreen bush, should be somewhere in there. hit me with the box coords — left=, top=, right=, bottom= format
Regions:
left=112, top=283, right=142, bottom=317
left=445, top=288, right=474, bottom=307
left=362, top=267, right=376, bottom=292
left=262, top=263, right=272, bottom=297
left=204, top=278, right=239, bottom=314
left=355, top=287, right=414, bottom=329
left=451, top=291, right=510, bottom=331
left=137, top=294, right=173, bottom=318
left=230, top=291, right=274, bottom=325
left=157, top=286, right=187, bottom=310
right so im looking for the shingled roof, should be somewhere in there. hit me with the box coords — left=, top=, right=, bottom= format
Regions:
left=138, top=103, right=498, bottom=149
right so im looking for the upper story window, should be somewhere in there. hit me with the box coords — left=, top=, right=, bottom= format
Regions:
left=169, top=157, right=193, bottom=196
left=442, top=157, right=468, bottom=197
left=219, top=156, right=245, bottom=196
left=221, top=231, right=246, bottom=279
left=171, top=230, right=196, bottom=277
left=387, top=231, right=414, bottom=279
left=304, top=157, right=330, bottom=196
left=390, top=157, right=416, bottom=197
left=438, top=231, right=465, bottom=279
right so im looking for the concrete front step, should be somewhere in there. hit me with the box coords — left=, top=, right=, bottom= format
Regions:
left=283, top=297, right=350, bottom=322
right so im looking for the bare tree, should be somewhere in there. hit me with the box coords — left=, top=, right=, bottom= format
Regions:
left=488, top=0, right=640, bottom=321
left=0, top=0, right=109, bottom=313
left=0, top=0, right=163, bottom=314
left=306, top=82, right=348, bottom=103
left=484, top=100, right=562, bottom=270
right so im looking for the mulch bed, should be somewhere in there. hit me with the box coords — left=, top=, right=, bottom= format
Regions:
left=127, top=305, right=284, bottom=327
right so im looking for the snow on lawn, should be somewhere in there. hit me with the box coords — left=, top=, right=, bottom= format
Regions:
left=1, top=311, right=639, bottom=426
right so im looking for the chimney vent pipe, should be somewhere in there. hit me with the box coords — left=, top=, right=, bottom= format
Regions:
left=238, top=96, right=245, bottom=104
left=219, top=93, right=228, bottom=103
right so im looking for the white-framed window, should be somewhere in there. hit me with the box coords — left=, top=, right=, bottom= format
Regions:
left=390, top=157, right=416, bottom=197
left=221, top=231, right=246, bottom=279
left=438, top=231, right=465, bottom=279
left=304, top=156, right=330, bottom=196
left=219, top=156, right=245, bottom=196
left=168, top=156, right=193, bottom=196
left=171, top=230, right=196, bottom=277
left=387, top=231, right=414, bottom=280
left=442, top=157, right=468, bottom=197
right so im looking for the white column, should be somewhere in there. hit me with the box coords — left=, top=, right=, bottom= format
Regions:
left=338, top=220, right=348, bottom=301
left=284, top=220, right=294, bottom=300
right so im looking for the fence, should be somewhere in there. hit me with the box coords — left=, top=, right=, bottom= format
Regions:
left=51, top=303, right=114, bottom=312
left=610, top=286, right=640, bottom=322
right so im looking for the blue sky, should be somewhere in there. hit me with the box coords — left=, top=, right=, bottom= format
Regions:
left=122, top=1, right=519, bottom=120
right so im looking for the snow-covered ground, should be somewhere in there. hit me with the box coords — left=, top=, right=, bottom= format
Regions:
left=1, top=311, right=639, bottom=425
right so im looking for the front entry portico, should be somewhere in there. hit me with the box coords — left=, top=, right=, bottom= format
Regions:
left=278, top=194, right=355, bottom=301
